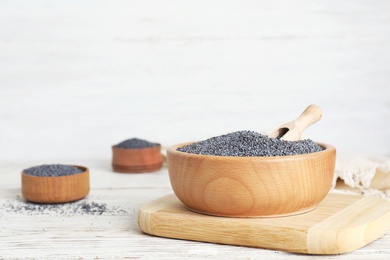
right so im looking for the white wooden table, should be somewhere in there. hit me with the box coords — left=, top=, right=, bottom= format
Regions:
left=1, top=160, right=389, bottom=259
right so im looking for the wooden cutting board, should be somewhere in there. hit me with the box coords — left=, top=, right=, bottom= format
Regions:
left=138, top=193, right=390, bottom=255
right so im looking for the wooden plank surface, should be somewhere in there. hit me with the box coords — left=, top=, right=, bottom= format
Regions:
left=0, top=0, right=389, bottom=162
left=1, top=161, right=390, bottom=259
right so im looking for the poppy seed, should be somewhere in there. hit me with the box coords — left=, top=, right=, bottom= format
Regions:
left=114, top=138, right=159, bottom=149
left=177, top=130, right=323, bottom=157
left=23, top=164, right=83, bottom=177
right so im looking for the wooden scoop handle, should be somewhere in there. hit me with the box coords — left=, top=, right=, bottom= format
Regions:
left=294, top=104, right=322, bottom=133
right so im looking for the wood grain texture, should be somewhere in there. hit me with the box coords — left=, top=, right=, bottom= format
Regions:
left=307, top=196, right=390, bottom=254
left=138, top=193, right=390, bottom=255
left=167, top=142, right=336, bottom=217
left=21, top=166, right=90, bottom=203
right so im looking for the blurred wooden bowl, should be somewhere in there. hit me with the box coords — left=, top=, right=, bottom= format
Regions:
left=112, top=145, right=163, bottom=173
left=167, top=143, right=336, bottom=217
left=21, top=165, right=90, bottom=204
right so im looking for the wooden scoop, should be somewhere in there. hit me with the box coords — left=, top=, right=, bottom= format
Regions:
left=268, top=104, right=322, bottom=141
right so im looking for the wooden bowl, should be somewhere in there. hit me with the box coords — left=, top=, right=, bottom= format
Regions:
left=167, top=143, right=336, bottom=217
left=21, top=165, right=90, bottom=204
left=112, top=145, right=163, bottom=173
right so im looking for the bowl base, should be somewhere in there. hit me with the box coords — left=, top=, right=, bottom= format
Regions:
left=112, top=162, right=162, bottom=173
left=185, top=205, right=317, bottom=218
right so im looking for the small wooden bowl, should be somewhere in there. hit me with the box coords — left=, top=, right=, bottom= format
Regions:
left=167, top=143, right=336, bottom=217
left=112, top=145, right=163, bottom=173
left=21, top=165, right=90, bottom=204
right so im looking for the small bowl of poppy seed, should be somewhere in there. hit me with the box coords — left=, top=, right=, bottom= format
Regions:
left=21, top=164, right=90, bottom=204
left=167, top=130, right=336, bottom=218
left=112, top=138, right=163, bottom=173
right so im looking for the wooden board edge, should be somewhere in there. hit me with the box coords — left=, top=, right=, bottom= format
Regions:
left=138, top=194, right=390, bottom=255
left=137, top=194, right=310, bottom=253
left=138, top=194, right=178, bottom=234
left=307, top=196, right=390, bottom=254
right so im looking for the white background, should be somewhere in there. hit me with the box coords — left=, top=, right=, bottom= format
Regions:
left=1, top=0, right=389, bottom=163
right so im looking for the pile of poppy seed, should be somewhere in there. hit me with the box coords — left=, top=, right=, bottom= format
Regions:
left=178, top=130, right=323, bottom=157
left=23, top=164, right=83, bottom=177
left=114, top=138, right=159, bottom=149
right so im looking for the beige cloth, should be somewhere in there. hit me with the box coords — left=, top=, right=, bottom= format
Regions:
left=333, top=153, right=390, bottom=200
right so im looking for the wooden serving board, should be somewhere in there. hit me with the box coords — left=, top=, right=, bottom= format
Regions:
left=138, top=193, right=390, bottom=255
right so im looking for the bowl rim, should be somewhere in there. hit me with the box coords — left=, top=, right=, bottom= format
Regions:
left=111, top=143, right=161, bottom=150
left=167, top=142, right=335, bottom=161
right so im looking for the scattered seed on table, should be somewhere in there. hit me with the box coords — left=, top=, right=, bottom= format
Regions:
left=1, top=196, right=127, bottom=216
